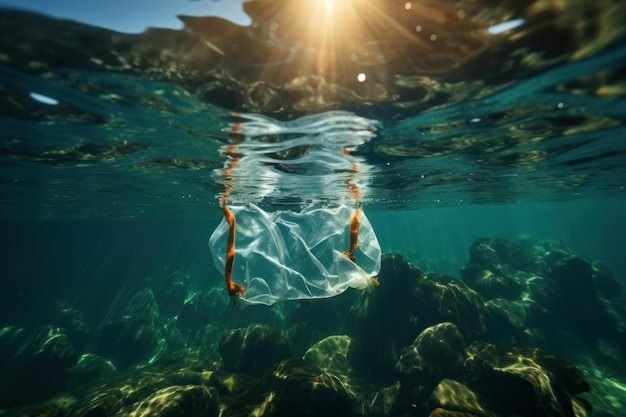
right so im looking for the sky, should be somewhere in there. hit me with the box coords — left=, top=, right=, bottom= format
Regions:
left=0, top=0, right=251, bottom=33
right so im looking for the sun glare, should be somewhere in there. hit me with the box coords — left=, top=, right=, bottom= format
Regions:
left=257, top=0, right=446, bottom=89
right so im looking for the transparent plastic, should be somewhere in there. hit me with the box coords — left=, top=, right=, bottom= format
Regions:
left=209, top=203, right=381, bottom=305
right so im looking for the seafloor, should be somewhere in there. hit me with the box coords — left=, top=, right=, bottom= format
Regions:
left=1, top=237, right=625, bottom=417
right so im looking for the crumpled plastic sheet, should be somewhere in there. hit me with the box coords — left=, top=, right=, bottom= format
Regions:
left=209, top=203, right=381, bottom=305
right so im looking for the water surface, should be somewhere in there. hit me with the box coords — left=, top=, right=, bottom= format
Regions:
left=1, top=1, right=625, bottom=416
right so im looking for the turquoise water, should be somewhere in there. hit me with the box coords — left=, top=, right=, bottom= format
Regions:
left=2, top=200, right=624, bottom=319
left=1, top=1, right=626, bottom=416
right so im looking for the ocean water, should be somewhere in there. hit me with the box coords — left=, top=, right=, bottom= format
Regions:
left=1, top=1, right=626, bottom=416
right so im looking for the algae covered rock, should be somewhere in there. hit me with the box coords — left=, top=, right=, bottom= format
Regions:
left=148, top=269, right=192, bottom=317
left=590, top=260, right=622, bottom=299
left=226, top=358, right=355, bottom=417
left=428, top=409, right=487, bottom=417
left=547, top=255, right=618, bottom=344
left=177, top=289, right=228, bottom=333
left=65, top=347, right=221, bottom=417
left=463, top=341, right=589, bottom=417
left=347, top=254, right=488, bottom=381
left=209, top=369, right=258, bottom=396
left=55, top=305, right=90, bottom=350
left=395, top=322, right=467, bottom=400
left=125, top=385, right=220, bottom=417
left=286, top=295, right=356, bottom=355
left=429, top=379, right=496, bottom=417
left=303, top=335, right=352, bottom=378
left=92, top=315, right=160, bottom=368
left=67, top=353, right=116, bottom=391
left=461, top=238, right=539, bottom=300
left=0, top=324, right=78, bottom=408
left=461, top=237, right=626, bottom=360
left=219, top=323, right=291, bottom=377
left=91, top=288, right=161, bottom=368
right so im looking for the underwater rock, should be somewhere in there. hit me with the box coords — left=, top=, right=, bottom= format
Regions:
left=521, top=238, right=625, bottom=310
left=0, top=325, right=28, bottom=360
left=366, top=381, right=403, bottom=417
left=463, top=341, right=589, bottom=417
left=92, top=316, right=160, bottom=368
left=225, top=358, right=355, bottom=417
left=31, top=324, right=79, bottom=368
left=177, top=290, right=225, bottom=333
left=65, top=347, right=220, bottom=417
left=484, top=298, right=527, bottom=328
left=429, top=408, right=497, bottom=417
left=303, top=335, right=352, bottom=378
left=209, top=369, right=258, bottom=397
left=68, top=388, right=124, bottom=417
left=573, top=360, right=625, bottom=417
left=548, top=256, right=595, bottom=299
left=91, top=289, right=162, bottom=368
left=483, top=298, right=530, bottom=342
left=218, top=323, right=291, bottom=378
left=0, top=393, right=78, bottom=417
left=193, top=323, right=224, bottom=358
left=395, top=323, right=467, bottom=403
left=0, top=324, right=78, bottom=408
left=428, top=409, right=485, bottom=417
left=519, top=347, right=590, bottom=396
left=461, top=238, right=555, bottom=318
left=54, top=305, right=90, bottom=350
left=461, top=237, right=626, bottom=359
left=124, top=385, right=220, bottom=417
left=347, top=254, right=488, bottom=382
left=123, top=288, right=161, bottom=326
left=160, top=316, right=192, bottom=354
left=429, top=379, right=496, bottom=417
left=545, top=255, right=622, bottom=348
left=67, top=353, right=117, bottom=392
left=460, top=264, right=525, bottom=301
left=286, top=295, right=357, bottom=355
left=177, top=288, right=284, bottom=330
left=461, top=238, right=541, bottom=300
left=590, top=260, right=622, bottom=299
left=148, top=269, right=191, bottom=318
left=571, top=399, right=592, bottom=417
left=151, top=346, right=218, bottom=371
left=522, top=274, right=559, bottom=326
left=0, top=326, right=30, bottom=407
left=478, top=238, right=544, bottom=273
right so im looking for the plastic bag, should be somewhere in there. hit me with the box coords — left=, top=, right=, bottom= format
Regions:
left=209, top=203, right=381, bottom=305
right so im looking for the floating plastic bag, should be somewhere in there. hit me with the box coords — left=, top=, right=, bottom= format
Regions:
left=209, top=203, right=381, bottom=306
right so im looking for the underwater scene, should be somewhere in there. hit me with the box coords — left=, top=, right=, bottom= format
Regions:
left=1, top=0, right=626, bottom=416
